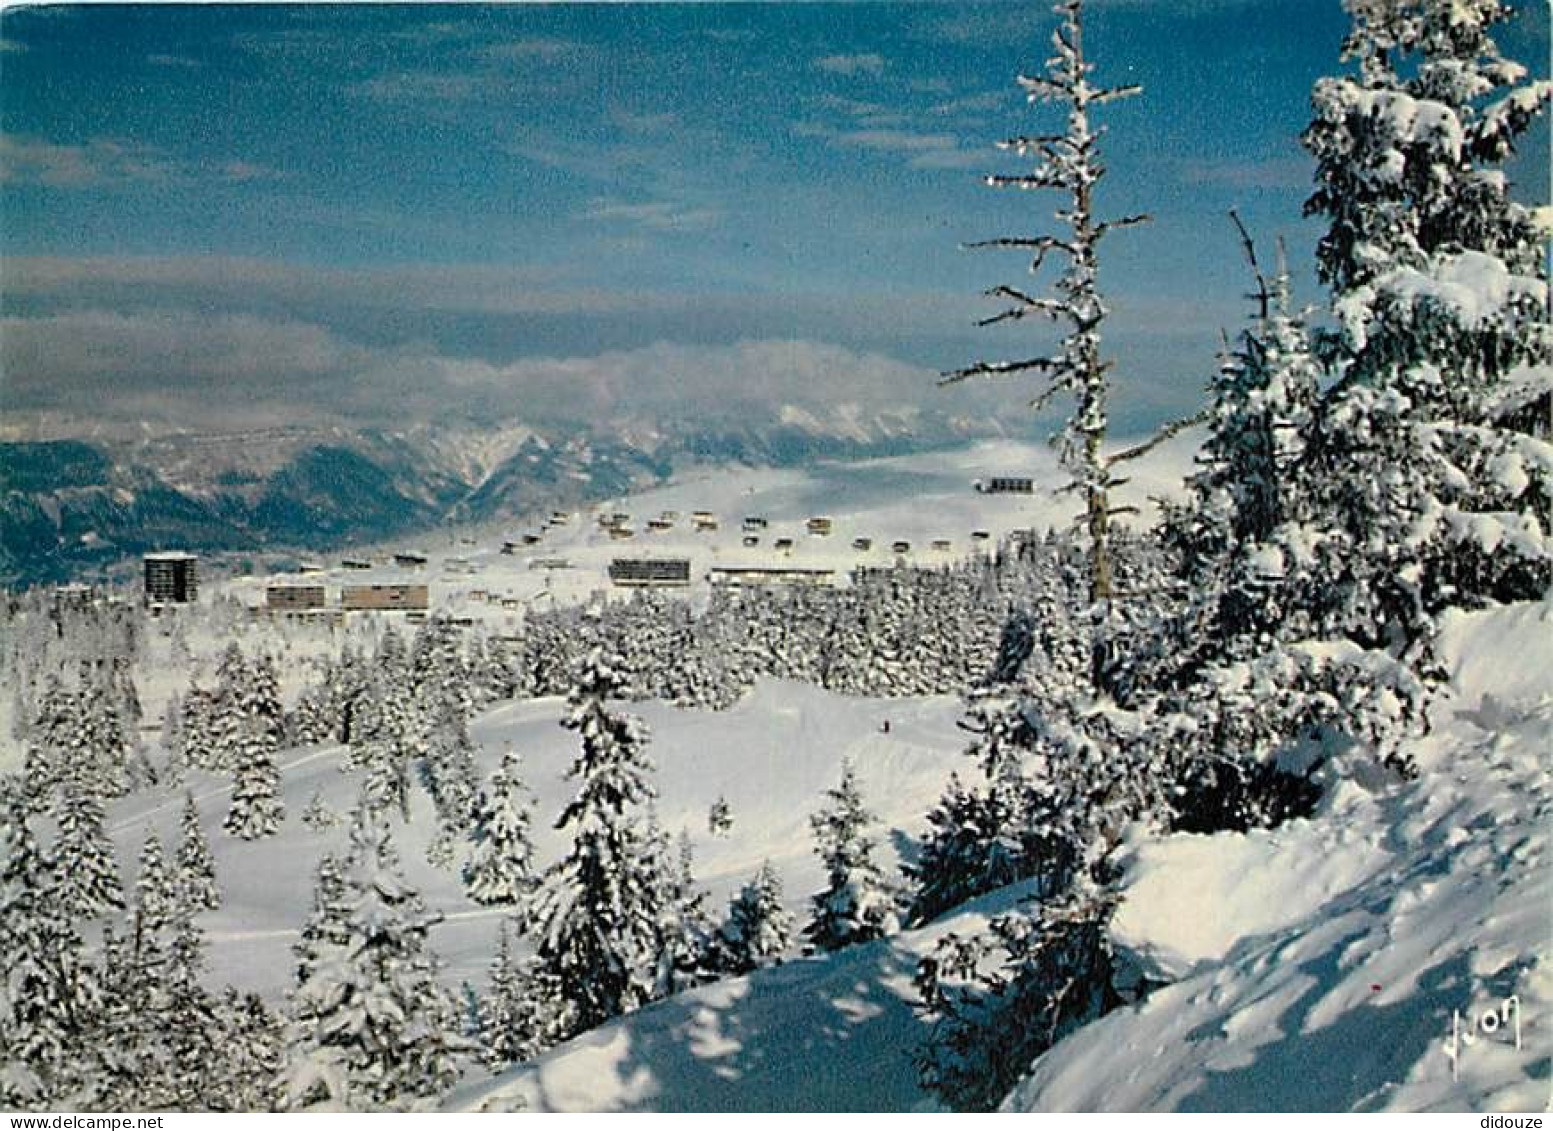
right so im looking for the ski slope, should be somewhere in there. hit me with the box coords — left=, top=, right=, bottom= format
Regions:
left=105, top=680, right=970, bottom=1000
left=448, top=600, right=1552, bottom=1113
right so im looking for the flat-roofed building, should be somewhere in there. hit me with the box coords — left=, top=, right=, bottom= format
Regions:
left=608, top=557, right=691, bottom=587
left=144, top=552, right=198, bottom=606
left=266, top=584, right=326, bottom=613
left=709, top=565, right=836, bottom=588
left=976, top=476, right=1035, bottom=494
left=341, top=583, right=429, bottom=612
left=53, top=583, right=97, bottom=611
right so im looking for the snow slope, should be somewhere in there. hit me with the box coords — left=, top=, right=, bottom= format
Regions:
left=1006, top=598, right=1552, bottom=1112
left=105, top=680, right=968, bottom=1000
left=446, top=601, right=1551, bottom=1113
left=447, top=882, right=1037, bottom=1113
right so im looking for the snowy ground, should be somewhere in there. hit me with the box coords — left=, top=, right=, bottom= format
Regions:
left=448, top=600, right=1552, bottom=1113
left=1006, top=599, right=1552, bottom=1113
left=32, top=435, right=1550, bottom=1112
left=105, top=680, right=969, bottom=1000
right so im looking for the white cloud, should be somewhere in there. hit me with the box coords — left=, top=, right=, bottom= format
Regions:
left=475, top=37, right=581, bottom=62
left=0, top=134, right=282, bottom=188
left=1, top=302, right=945, bottom=434
left=813, top=53, right=887, bottom=77
left=2, top=255, right=678, bottom=316
left=583, top=199, right=722, bottom=233
left=796, top=123, right=986, bottom=172
left=0, top=135, right=176, bottom=187
left=930, top=91, right=1010, bottom=118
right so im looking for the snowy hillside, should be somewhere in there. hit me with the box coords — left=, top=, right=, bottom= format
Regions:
left=440, top=600, right=1551, bottom=1113
left=105, top=681, right=967, bottom=1000
left=1007, top=600, right=1553, bottom=1112
left=216, top=434, right=1198, bottom=619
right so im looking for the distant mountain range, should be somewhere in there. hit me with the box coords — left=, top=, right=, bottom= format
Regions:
left=0, top=410, right=1006, bottom=587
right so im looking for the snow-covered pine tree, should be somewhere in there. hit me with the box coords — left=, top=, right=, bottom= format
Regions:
left=224, top=723, right=285, bottom=840
left=1158, top=220, right=1325, bottom=677
left=21, top=676, right=72, bottom=811
left=205, top=645, right=250, bottom=772
left=462, top=749, right=538, bottom=907
left=650, top=827, right=718, bottom=998
left=90, top=827, right=223, bottom=1109
left=410, top=617, right=471, bottom=717
left=715, top=860, right=794, bottom=976
left=133, top=831, right=178, bottom=934
left=1300, top=0, right=1551, bottom=658
left=907, top=694, right=1038, bottom=926
left=284, top=807, right=465, bottom=1110
left=707, top=795, right=733, bottom=837
left=217, top=989, right=285, bottom=1110
left=154, top=908, right=230, bottom=1108
left=479, top=917, right=566, bottom=1067
left=301, top=789, right=341, bottom=832
left=90, top=918, right=163, bottom=1108
left=292, top=851, right=351, bottom=991
left=50, top=778, right=124, bottom=919
left=176, top=791, right=221, bottom=912
left=0, top=782, right=103, bottom=1107
left=345, top=678, right=423, bottom=823
left=913, top=888, right=1117, bottom=1111
left=528, top=648, right=663, bottom=1038
left=803, top=759, right=899, bottom=953
left=175, top=683, right=219, bottom=773
left=160, top=690, right=185, bottom=782
left=421, top=696, right=479, bottom=870
left=945, top=0, right=1149, bottom=692
left=76, top=681, right=136, bottom=799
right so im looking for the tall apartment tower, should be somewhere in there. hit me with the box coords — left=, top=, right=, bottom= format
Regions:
left=143, top=552, right=198, bottom=606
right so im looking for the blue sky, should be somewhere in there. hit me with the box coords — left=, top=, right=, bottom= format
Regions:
left=1, top=1, right=1547, bottom=440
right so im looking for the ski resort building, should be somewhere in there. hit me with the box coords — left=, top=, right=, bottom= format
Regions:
left=975, top=476, right=1035, bottom=494
left=265, top=584, right=326, bottom=613
left=708, top=565, right=836, bottom=588
left=143, top=552, right=198, bottom=606
left=341, top=583, right=430, bottom=612
left=608, top=557, right=692, bottom=587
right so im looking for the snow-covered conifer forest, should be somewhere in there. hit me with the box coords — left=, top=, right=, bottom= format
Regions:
left=1, top=0, right=1548, bottom=1114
